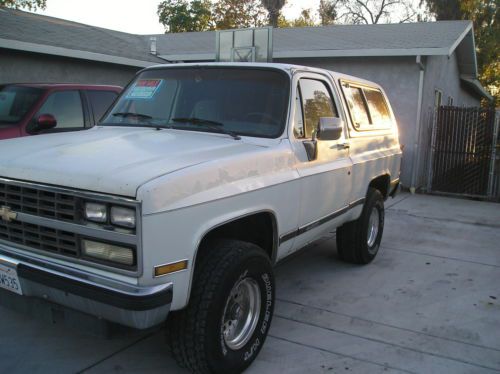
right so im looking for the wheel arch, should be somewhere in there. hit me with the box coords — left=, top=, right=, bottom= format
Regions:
left=187, top=209, right=279, bottom=301
left=368, top=174, right=391, bottom=200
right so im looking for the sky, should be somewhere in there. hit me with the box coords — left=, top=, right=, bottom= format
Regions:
left=35, top=0, right=321, bottom=35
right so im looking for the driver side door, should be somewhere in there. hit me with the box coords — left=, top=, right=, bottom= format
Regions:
left=290, top=74, right=353, bottom=250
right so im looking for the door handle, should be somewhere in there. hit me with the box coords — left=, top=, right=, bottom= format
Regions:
left=337, top=142, right=350, bottom=150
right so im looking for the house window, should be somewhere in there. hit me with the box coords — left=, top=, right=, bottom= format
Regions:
left=447, top=96, right=454, bottom=106
left=434, top=90, right=442, bottom=107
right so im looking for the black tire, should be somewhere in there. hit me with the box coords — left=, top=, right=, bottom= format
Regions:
left=336, top=188, right=385, bottom=264
left=166, top=239, right=275, bottom=374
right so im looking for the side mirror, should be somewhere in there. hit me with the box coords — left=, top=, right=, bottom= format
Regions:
left=316, top=117, right=343, bottom=141
left=33, top=114, right=57, bottom=133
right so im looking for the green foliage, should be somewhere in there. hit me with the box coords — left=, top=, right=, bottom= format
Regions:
left=157, top=0, right=213, bottom=33
left=158, top=0, right=268, bottom=32
left=423, top=0, right=499, bottom=105
left=213, top=0, right=267, bottom=29
left=290, top=8, right=317, bottom=27
left=318, top=0, right=339, bottom=25
left=0, top=0, right=46, bottom=10
left=261, top=0, right=286, bottom=27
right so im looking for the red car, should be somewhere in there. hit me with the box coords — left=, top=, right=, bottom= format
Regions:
left=0, top=84, right=122, bottom=140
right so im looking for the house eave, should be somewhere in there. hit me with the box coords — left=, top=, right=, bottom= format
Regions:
left=0, top=38, right=158, bottom=68
left=460, top=75, right=494, bottom=101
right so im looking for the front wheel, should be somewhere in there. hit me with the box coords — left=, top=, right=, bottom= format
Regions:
left=336, top=188, right=385, bottom=264
left=166, top=240, right=275, bottom=374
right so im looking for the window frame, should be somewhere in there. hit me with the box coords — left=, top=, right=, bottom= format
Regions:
left=294, top=77, right=340, bottom=140
left=339, top=79, right=393, bottom=132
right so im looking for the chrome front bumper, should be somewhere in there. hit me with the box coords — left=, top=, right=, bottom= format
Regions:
left=0, top=246, right=172, bottom=330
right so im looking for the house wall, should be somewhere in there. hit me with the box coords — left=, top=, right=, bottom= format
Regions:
left=414, top=52, right=481, bottom=188
left=277, top=56, right=421, bottom=186
left=0, top=49, right=140, bottom=87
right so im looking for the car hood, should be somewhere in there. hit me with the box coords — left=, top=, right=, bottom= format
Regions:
left=0, top=126, right=265, bottom=197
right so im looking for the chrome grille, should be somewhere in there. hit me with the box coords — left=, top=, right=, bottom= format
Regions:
left=0, top=182, right=80, bottom=222
left=0, top=219, right=79, bottom=257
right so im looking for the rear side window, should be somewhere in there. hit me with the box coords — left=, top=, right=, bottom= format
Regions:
left=364, top=88, right=391, bottom=127
left=87, top=90, right=118, bottom=122
left=345, top=86, right=370, bottom=128
left=341, top=81, right=392, bottom=131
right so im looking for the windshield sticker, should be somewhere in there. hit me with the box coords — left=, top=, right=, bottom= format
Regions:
left=126, top=79, right=163, bottom=99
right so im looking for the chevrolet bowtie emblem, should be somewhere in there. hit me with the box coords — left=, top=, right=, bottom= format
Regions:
left=0, top=206, right=17, bottom=222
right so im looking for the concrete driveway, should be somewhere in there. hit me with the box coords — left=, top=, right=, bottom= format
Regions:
left=1, top=193, right=499, bottom=374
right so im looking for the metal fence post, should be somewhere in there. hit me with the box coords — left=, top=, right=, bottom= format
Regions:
left=487, top=110, right=500, bottom=198
left=426, top=107, right=438, bottom=192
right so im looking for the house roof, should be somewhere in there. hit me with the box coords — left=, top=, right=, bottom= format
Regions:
left=276, top=21, right=473, bottom=55
left=155, top=21, right=473, bottom=61
left=0, top=7, right=165, bottom=67
left=0, top=7, right=490, bottom=100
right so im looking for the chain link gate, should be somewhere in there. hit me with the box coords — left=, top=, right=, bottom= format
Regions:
left=427, top=106, right=500, bottom=200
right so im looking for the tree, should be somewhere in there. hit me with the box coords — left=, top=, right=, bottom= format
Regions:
left=158, top=0, right=213, bottom=33
left=422, top=0, right=499, bottom=104
left=213, top=0, right=267, bottom=29
left=334, top=0, right=420, bottom=24
left=261, top=0, right=286, bottom=27
left=318, top=0, right=340, bottom=25
left=291, top=8, right=317, bottom=27
left=0, top=0, right=46, bottom=10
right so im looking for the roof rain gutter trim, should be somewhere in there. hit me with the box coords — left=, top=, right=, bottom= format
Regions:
left=272, top=47, right=450, bottom=59
left=0, top=38, right=158, bottom=68
left=158, top=53, right=216, bottom=61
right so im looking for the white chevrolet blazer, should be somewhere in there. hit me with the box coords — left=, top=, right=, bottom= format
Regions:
left=0, top=63, right=401, bottom=373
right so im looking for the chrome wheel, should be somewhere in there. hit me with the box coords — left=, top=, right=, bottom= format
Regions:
left=222, top=277, right=261, bottom=350
left=367, top=207, right=380, bottom=250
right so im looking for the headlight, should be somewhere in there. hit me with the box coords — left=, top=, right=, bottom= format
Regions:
left=84, top=202, right=107, bottom=223
left=82, top=239, right=134, bottom=266
left=111, top=206, right=136, bottom=228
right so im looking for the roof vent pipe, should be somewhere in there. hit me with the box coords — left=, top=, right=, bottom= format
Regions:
left=150, top=36, right=157, bottom=55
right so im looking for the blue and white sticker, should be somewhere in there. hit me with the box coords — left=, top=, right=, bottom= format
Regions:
left=126, top=79, right=163, bottom=99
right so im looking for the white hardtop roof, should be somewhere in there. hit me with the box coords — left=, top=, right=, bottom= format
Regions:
left=143, top=62, right=382, bottom=88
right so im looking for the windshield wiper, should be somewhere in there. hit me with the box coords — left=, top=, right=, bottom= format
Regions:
left=170, top=117, right=241, bottom=140
left=112, top=112, right=153, bottom=120
left=171, top=117, right=224, bottom=127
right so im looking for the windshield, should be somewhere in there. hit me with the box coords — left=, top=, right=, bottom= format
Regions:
left=0, top=85, right=43, bottom=125
left=101, top=67, right=290, bottom=138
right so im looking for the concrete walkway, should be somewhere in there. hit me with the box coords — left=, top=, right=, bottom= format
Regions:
left=1, top=193, right=499, bottom=373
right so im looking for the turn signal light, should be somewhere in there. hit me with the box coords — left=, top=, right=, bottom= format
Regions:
left=154, top=260, right=188, bottom=277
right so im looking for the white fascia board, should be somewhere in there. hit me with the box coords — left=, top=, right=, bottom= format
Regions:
left=0, top=38, right=157, bottom=67
left=272, top=47, right=450, bottom=59
left=158, top=53, right=215, bottom=61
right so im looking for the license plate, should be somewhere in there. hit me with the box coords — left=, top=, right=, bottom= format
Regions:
left=0, top=263, right=22, bottom=295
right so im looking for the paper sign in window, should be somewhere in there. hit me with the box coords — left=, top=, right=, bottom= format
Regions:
left=126, top=79, right=163, bottom=99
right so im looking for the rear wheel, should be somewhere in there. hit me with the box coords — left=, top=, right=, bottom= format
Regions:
left=336, top=188, right=385, bottom=264
left=166, top=239, right=274, bottom=374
